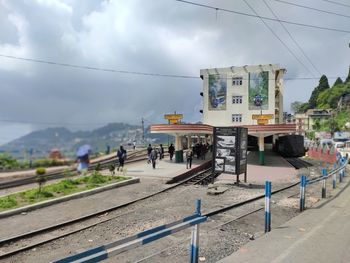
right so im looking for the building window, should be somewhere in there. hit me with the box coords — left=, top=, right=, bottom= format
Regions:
left=232, top=77, right=243, bottom=86
left=232, top=96, right=243, bottom=104
left=232, top=114, right=242, bottom=123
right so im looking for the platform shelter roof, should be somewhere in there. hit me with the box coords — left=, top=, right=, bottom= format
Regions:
left=150, top=123, right=296, bottom=137
left=150, top=124, right=213, bottom=136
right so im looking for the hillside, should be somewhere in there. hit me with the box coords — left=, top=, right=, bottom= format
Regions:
left=291, top=67, right=350, bottom=132
left=0, top=123, right=169, bottom=159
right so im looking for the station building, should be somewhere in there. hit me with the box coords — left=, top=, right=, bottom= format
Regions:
left=151, top=64, right=296, bottom=165
left=200, top=64, right=285, bottom=126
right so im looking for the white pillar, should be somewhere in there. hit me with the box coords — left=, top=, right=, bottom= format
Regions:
left=175, top=134, right=182, bottom=150
left=187, top=134, right=191, bottom=149
left=259, top=134, right=265, bottom=165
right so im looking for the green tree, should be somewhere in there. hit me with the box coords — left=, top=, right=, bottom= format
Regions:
left=345, top=67, right=350, bottom=83
left=36, top=167, right=47, bottom=194
left=291, top=101, right=304, bottom=113
left=299, top=103, right=310, bottom=113
left=333, top=77, right=343, bottom=86
left=312, top=119, right=321, bottom=131
left=309, top=75, right=330, bottom=108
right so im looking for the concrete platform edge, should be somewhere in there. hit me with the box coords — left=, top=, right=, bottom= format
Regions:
left=0, top=177, right=140, bottom=219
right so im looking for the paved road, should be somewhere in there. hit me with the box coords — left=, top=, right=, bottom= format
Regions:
left=219, top=176, right=350, bottom=263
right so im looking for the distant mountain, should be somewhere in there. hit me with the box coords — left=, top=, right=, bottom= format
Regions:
left=0, top=122, right=170, bottom=159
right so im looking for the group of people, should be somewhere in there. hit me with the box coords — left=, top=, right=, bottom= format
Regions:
left=76, top=142, right=209, bottom=174
left=193, top=142, right=211, bottom=160
left=147, top=143, right=175, bottom=169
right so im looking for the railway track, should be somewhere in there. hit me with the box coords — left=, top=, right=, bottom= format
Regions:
left=0, top=149, right=147, bottom=190
left=3, top=159, right=330, bottom=261
left=3, top=157, right=344, bottom=262
left=183, top=169, right=219, bottom=185
left=284, top=157, right=313, bottom=169
left=0, top=167, right=216, bottom=259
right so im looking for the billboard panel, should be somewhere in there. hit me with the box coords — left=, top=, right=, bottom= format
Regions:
left=208, top=74, right=227, bottom=110
left=249, top=71, right=269, bottom=110
left=213, top=127, right=248, bottom=177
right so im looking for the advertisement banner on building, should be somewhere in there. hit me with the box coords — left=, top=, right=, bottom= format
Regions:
left=212, top=127, right=248, bottom=180
left=208, top=74, right=227, bottom=111
left=315, top=132, right=332, bottom=139
left=249, top=71, right=269, bottom=110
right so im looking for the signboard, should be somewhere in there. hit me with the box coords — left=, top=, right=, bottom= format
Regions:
left=164, top=114, right=183, bottom=120
left=164, top=114, right=183, bottom=124
left=213, top=127, right=248, bottom=183
left=257, top=119, right=268, bottom=125
left=252, top=114, right=274, bottom=120
left=315, top=132, right=332, bottom=139
left=169, top=119, right=179, bottom=124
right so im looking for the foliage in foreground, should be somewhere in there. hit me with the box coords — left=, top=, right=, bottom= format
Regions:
left=0, top=172, right=129, bottom=211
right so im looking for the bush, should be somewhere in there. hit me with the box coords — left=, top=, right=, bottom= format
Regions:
left=95, top=163, right=102, bottom=172
left=36, top=167, right=46, bottom=175
left=36, top=167, right=47, bottom=194
left=0, top=153, right=20, bottom=170
left=0, top=196, right=17, bottom=209
left=109, top=164, right=115, bottom=175
left=88, top=171, right=108, bottom=185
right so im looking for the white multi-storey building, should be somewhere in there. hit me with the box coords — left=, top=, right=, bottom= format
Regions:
left=200, top=64, right=285, bottom=126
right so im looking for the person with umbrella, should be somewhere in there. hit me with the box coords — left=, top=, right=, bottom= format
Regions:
left=117, top=145, right=127, bottom=172
left=76, top=144, right=92, bottom=173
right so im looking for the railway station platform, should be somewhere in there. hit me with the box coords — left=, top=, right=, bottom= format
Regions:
left=112, top=157, right=208, bottom=180
left=219, top=179, right=350, bottom=263
left=216, top=148, right=298, bottom=184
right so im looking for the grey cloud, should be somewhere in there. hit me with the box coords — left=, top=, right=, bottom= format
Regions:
left=0, top=0, right=349, bottom=144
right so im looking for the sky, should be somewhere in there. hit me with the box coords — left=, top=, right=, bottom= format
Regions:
left=0, top=0, right=349, bottom=145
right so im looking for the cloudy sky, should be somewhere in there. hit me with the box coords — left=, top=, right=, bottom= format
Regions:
left=0, top=0, right=349, bottom=145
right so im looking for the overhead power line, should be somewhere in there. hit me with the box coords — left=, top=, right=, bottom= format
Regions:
left=263, top=0, right=322, bottom=75
left=173, top=0, right=350, bottom=33
left=273, top=0, right=350, bottom=19
left=0, top=53, right=346, bottom=81
left=242, top=0, right=315, bottom=77
left=320, top=0, right=350, bottom=9
left=0, top=54, right=198, bottom=79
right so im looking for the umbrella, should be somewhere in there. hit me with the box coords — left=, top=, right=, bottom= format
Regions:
left=76, top=144, right=92, bottom=157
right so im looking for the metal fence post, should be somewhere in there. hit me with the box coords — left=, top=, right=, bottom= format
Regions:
left=322, top=168, right=327, bottom=199
left=300, top=175, right=306, bottom=212
left=339, top=159, right=343, bottom=183
left=190, top=200, right=201, bottom=263
left=265, top=181, right=271, bottom=233
left=333, top=163, right=337, bottom=189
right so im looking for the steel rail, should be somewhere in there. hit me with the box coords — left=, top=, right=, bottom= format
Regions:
left=3, top=159, right=345, bottom=259
left=0, top=167, right=212, bottom=259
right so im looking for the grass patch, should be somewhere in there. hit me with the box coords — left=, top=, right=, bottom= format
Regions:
left=0, top=172, right=130, bottom=212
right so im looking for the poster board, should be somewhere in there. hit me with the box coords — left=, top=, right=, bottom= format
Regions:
left=213, top=127, right=248, bottom=182
left=208, top=74, right=227, bottom=110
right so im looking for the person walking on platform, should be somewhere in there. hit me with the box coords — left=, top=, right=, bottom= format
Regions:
left=201, top=143, right=207, bottom=160
left=159, top=144, right=164, bottom=160
left=186, top=148, right=194, bottom=169
left=195, top=143, right=201, bottom=159
left=147, top=144, right=152, bottom=164
left=117, top=145, right=127, bottom=171
left=150, top=147, right=158, bottom=169
left=168, top=143, right=175, bottom=161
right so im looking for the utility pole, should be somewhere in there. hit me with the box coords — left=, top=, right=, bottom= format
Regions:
left=141, top=117, right=145, bottom=143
